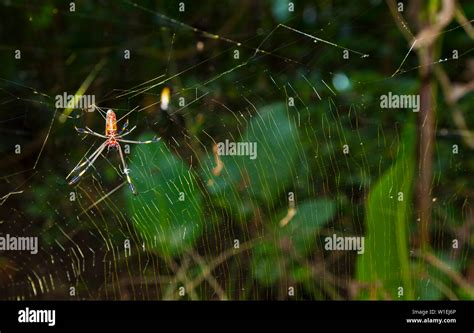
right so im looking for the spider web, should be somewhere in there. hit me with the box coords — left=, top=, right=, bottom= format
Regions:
left=0, top=0, right=472, bottom=300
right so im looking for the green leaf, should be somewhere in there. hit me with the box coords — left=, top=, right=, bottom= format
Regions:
left=278, top=199, right=336, bottom=256
left=356, top=121, right=416, bottom=299
left=125, top=135, right=204, bottom=258
left=251, top=240, right=284, bottom=286
left=251, top=199, right=336, bottom=287
left=200, top=153, right=254, bottom=223
left=241, top=103, right=303, bottom=206
left=200, top=102, right=308, bottom=220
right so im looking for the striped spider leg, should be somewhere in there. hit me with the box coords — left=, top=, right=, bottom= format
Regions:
left=115, top=135, right=160, bottom=195
left=67, top=141, right=108, bottom=186
left=116, top=142, right=137, bottom=195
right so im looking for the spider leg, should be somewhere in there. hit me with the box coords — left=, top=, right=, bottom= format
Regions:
left=117, top=125, right=136, bottom=138
left=117, top=136, right=160, bottom=144
left=121, top=119, right=129, bottom=132
left=68, top=142, right=107, bottom=186
left=75, top=126, right=108, bottom=138
left=92, top=105, right=110, bottom=120
left=85, top=104, right=107, bottom=121
left=67, top=141, right=107, bottom=179
left=117, top=143, right=138, bottom=195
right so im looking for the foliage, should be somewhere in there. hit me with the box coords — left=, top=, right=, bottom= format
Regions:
left=0, top=0, right=473, bottom=300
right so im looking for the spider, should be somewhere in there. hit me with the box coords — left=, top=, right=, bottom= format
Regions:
left=67, top=106, right=159, bottom=195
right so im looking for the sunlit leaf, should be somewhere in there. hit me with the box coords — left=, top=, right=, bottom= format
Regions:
left=241, top=103, right=303, bottom=206
left=125, top=135, right=204, bottom=258
left=356, top=121, right=416, bottom=299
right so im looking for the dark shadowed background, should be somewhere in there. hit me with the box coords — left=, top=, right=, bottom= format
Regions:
left=0, top=0, right=473, bottom=300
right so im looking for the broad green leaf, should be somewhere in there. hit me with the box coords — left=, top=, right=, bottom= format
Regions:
left=241, top=103, right=303, bottom=206
left=125, top=135, right=204, bottom=258
left=200, top=153, right=254, bottom=223
left=356, top=121, right=416, bottom=299
left=278, top=199, right=336, bottom=256
left=251, top=199, right=336, bottom=286
left=200, top=102, right=308, bottom=219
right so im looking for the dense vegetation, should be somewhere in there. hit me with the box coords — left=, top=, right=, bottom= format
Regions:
left=0, top=0, right=473, bottom=300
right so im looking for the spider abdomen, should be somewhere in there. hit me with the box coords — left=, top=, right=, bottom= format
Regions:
left=105, top=109, right=117, bottom=136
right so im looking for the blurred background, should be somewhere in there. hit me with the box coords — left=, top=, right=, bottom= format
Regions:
left=0, top=0, right=473, bottom=300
